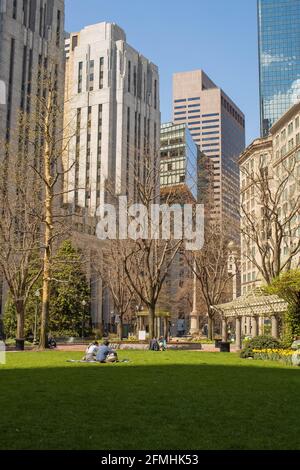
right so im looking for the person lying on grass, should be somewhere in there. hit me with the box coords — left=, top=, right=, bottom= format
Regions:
left=96, top=340, right=118, bottom=363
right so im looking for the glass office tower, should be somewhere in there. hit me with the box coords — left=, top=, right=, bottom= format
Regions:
left=258, top=0, right=300, bottom=137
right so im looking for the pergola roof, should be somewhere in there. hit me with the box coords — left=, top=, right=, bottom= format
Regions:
left=212, top=288, right=288, bottom=318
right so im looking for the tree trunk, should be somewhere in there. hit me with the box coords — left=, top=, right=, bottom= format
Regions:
left=39, top=107, right=53, bottom=350
left=148, top=305, right=155, bottom=339
left=208, top=316, right=214, bottom=340
left=117, top=317, right=123, bottom=341
left=40, top=247, right=51, bottom=349
left=16, top=302, right=25, bottom=345
left=14, top=300, right=25, bottom=350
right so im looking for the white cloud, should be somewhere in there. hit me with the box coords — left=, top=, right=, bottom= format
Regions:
left=265, top=78, right=300, bottom=112
left=261, top=52, right=297, bottom=67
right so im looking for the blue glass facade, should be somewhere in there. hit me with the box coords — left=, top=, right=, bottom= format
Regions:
left=160, top=122, right=199, bottom=200
left=258, top=0, right=300, bottom=136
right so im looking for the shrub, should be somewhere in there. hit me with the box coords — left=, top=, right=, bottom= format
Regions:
left=240, top=335, right=282, bottom=358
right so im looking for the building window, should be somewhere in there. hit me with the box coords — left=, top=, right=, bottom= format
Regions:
left=281, top=129, right=286, bottom=141
left=78, top=62, right=83, bottom=93
left=188, top=97, right=200, bottom=101
left=99, top=57, right=104, bottom=89
left=85, top=106, right=92, bottom=207
left=88, top=60, right=94, bottom=91
left=202, top=113, right=219, bottom=117
left=39, top=4, right=43, bottom=36
left=128, top=60, right=131, bottom=93
left=6, top=38, right=15, bottom=142
left=23, top=0, right=28, bottom=27
left=202, top=119, right=219, bottom=124
left=126, top=107, right=130, bottom=191
left=13, top=0, right=18, bottom=19
left=154, top=79, right=157, bottom=110
left=72, top=35, right=78, bottom=51
left=133, top=65, right=137, bottom=97
left=56, top=10, right=61, bottom=47
left=75, top=109, right=81, bottom=206
left=20, top=46, right=27, bottom=110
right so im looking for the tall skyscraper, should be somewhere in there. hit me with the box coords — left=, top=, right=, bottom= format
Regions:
left=0, top=0, right=65, bottom=319
left=0, top=0, right=65, bottom=145
left=258, top=0, right=300, bottom=137
left=160, top=122, right=199, bottom=201
left=173, top=70, right=245, bottom=230
left=64, top=22, right=160, bottom=215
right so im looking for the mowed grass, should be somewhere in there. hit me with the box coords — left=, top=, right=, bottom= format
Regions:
left=0, top=350, right=299, bottom=450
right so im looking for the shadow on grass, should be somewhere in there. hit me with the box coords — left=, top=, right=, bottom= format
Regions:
left=0, top=358, right=299, bottom=451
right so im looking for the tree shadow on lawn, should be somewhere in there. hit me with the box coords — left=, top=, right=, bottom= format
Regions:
left=0, top=359, right=299, bottom=451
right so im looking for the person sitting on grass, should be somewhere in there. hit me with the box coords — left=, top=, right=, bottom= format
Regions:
left=158, top=336, right=167, bottom=351
left=96, top=340, right=118, bottom=363
left=83, top=341, right=99, bottom=362
left=149, top=337, right=159, bottom=351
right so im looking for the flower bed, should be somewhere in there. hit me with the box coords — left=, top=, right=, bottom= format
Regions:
left=252, top=348, right=294, bottom=366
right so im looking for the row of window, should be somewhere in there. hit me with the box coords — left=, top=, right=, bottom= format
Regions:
left=275, top=115, right=300, bottom=147
left=221, top=95, right=245, bottom=128
left=174, top=97, right=200, bottom=103
left=174, top=109, right=200, bottom=116
left=78, top=57, right=104, bottom=93
left=174, top=104, right=200, bottom=110
left=277, top=133, right=300, bottom=158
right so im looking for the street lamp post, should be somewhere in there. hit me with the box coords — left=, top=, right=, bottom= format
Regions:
left=81, top=300, right=87, bottom=340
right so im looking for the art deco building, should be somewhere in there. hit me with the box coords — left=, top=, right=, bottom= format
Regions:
left=64, top=22, right=160, bottom=215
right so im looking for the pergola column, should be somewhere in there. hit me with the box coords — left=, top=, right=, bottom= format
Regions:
left=235, top=317, right=242, bottom=350
left=252, top=316, right=259, bottom=337
left=222, top=317, right=228, bottom=342
left=246, top=316, right=251, bottom=335
left=271, top=315, right=279, bottom=339
left=259, top=317, right=264, bottom=335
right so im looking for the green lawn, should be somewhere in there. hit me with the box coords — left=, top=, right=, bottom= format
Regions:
left=0, top=351, right=299, bottom=450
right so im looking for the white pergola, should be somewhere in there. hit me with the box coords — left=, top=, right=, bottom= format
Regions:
left=212, top=288, right=288, bottom=349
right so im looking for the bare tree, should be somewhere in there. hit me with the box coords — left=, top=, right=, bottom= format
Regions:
left=188, top=222, right=238, bottom=339
left=4, top=59, right=80, bottom=349
left=95, top=241, right=135, bottom=340
left=240, top=153, right=300, bottom=285
left=0, top=135, right=42, bottom=347
left=117, top=158, right=183, bottom=339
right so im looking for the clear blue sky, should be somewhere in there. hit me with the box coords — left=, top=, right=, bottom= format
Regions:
left=65, top=0, right=260, bottom=144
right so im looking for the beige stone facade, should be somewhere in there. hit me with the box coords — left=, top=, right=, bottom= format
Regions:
left=240, top=102, right=300, bottom=295
left=64, top=22, right=160, bottom=214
